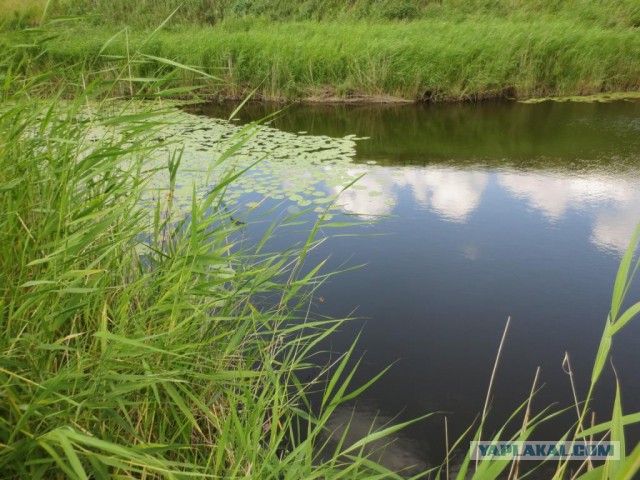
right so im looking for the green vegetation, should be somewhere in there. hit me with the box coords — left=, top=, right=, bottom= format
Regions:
left=51, top=0, right=640, bottom=28
left=0, top=0, right=46, bottom=24
left=36, top=20, right=640, bottom=102
left=1, top=0, right=639, bottom=101
left=0, top=32, right=423, bottom=479
left=2, top=4, right=640, bottom=480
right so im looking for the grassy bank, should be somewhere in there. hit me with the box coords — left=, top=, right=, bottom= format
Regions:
left=6, top=17, right=639, bottom=102
left=2, top=1, right=639, bottom=102
left=42, top=0, right=640, bottom=28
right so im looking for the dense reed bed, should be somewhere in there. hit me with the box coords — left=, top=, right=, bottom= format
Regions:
left=42, top=0, right=640, bottom=28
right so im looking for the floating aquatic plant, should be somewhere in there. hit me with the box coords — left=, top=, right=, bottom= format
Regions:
left=122, top=105, right=394, bottom=218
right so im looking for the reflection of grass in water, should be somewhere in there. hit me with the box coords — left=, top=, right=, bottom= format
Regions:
left=199, top=101, right=640, bottom=167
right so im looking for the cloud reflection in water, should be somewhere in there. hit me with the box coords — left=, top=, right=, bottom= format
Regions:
left=335, top=165, right=640, bottom=255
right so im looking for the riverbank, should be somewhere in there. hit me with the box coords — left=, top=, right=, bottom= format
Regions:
left=4, top=4, right=640, bottom=479
left=3, top=14, right=640, bottom=103
left=2, top=39, right=425, bottom=476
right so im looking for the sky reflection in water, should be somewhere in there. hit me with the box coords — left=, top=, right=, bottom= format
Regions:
left=333, top=165, right=640, bottom=254
left=188, top=100, right=640, bottom=469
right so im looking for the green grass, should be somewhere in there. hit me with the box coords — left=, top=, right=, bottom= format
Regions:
left=49, top=0, right=640, bottom=28
left=0, top=31, right=422, bottom=479
left=8, top=16, right=640, bottom=102
left=3, top=0, right=640, bottom=102
left=3, top=16, right=640, bottom=480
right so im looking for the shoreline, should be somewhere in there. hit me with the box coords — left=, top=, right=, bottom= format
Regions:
left=6, top=17, right=637, bottom=105
left=182, top=90, right=640, bottom=106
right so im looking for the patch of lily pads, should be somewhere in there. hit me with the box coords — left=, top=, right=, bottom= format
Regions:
left=138, top=105, right=389, bottom=218
left=63, top=99, right=391, bottom=225
left=519, top=91, right=640, bottom=104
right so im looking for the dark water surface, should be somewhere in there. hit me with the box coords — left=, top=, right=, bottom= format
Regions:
left=194, top=100, right=640, bottom=470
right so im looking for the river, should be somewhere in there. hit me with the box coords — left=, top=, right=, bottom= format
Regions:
left=183, top=99, right=640, bottom=470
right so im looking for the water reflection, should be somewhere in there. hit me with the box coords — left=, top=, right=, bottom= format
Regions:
left=334, top=166, right=640, bottom=254
left=192, top=100, right=640, bottom=254
left=592, top=198, right=640, bottom=253
left=191, top=100, right=640, bottom=468
left=335, top=166, right=489, bottom=222
left=333, top=167, right=394, bottom=217
left=320, top=403, right=429, bottom=475
left=193, top=100, right=640, bottom=164
left=498, top=172, right=640, bottom=253
left=499, top=172, right=619, bottom=220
